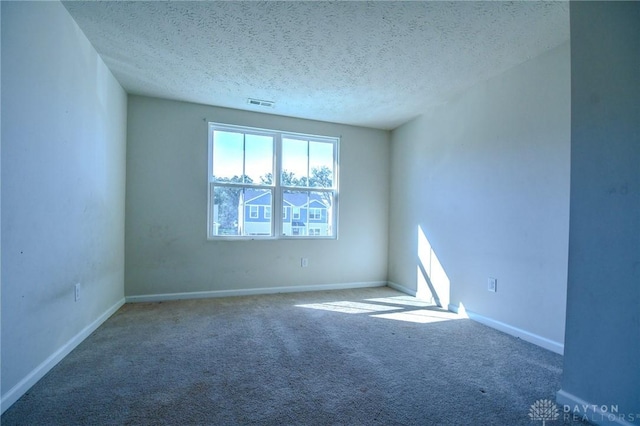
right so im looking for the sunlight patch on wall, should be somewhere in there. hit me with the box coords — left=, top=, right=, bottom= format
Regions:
left=417, top=225, right=451, bottom=308
left=450, top=301, right=469, bottom=319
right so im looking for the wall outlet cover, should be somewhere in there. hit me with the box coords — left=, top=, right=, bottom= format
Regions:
left=488, top=277, right=497, bottom=292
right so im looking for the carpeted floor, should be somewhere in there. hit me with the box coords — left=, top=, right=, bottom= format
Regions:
left=2, top=287, right=585, bottom=425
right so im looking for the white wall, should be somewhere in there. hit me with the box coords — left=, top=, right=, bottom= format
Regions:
left=388, top=43, right=571, bottom=352
left=558, top=3, right=639, bottom=422
left=125, top=96, right=389, bottom=299
left=1, top=1, right=127, bottom=411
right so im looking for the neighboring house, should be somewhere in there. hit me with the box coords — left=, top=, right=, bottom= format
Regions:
left=241, top=189, right=331, bottom=236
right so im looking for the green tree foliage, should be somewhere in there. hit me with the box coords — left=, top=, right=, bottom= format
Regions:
left=308, top=166, right=333, bottom=189
left=213, top=175, right=253, bottom=233
left=259, top=167, right=332, bottom=188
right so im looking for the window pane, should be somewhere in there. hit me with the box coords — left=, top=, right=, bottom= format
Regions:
left=280, top=190, right=333, bottom=237
left=282, top=138, right=308, bottom=186
left=241, top=188, right=272, bottom=236
left=212, top=187, right=273, bottom=236
left=245, top=134, right=273, bottom=184
left=309, top=142, right=334, bottom=188
left=212, top=131, right=243, bottom=182
left=282, top=190, right=308, bottom=236
left=212, top=186, right=243, bottom=235
left=310, top=191, right=334, bottom=237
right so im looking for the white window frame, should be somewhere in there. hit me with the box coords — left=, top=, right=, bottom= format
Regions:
left=264, top=206, right=271, bottom=219
left=249, top=205, right=259, bottom=219
left=207, top=122, right=339, bottom=240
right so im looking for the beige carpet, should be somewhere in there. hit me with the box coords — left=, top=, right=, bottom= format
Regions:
left=2, top=287, right=583, bottom=425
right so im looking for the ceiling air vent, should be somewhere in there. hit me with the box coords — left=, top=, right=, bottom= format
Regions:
left=247, top=98, right=275, bottom=108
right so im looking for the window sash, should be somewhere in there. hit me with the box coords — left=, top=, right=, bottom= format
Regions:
left=208, top=122, right=339, bottom=240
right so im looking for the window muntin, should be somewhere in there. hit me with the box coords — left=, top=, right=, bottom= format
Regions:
left=208, top=123, right=338, bottom=239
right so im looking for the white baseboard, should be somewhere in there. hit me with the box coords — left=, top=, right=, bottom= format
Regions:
left=556, top=390, right=636, bottom=426
left=448, top=303, right=564, bottom=355
left=0, top=298, right=126, bottom=414
left=126, top=281, right=388, bottom=303
left=387, top=281, right=417, bottom=297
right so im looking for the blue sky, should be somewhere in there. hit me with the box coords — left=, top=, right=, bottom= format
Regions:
left=213, top=130, right=334, bottom=184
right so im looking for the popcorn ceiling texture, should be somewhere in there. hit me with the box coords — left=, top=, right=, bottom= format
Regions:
left=63, top=1, right=569, bottom=130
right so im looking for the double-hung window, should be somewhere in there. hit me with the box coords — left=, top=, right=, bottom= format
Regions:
left=208, top=123, right=339, bottom=239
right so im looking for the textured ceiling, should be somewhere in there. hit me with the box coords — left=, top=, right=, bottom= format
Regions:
left=63, top=1, right=569, bottom=130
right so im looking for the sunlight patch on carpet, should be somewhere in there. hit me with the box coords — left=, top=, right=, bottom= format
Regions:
left=371, top=309, right=461, bottom=324
left=296, top=301, right=401, bottom=314
left=365, top=296, right=435, bottom=308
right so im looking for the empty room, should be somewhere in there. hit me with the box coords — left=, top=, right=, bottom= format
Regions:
left=1, top=1, right=638, bottom=425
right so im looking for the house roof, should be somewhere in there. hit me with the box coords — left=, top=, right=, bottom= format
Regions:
left=244, top=189, right=328, bottom=208
left=243, top=190, right=270, bottom=205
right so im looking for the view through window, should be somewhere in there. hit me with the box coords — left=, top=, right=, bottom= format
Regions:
left=208, top=123, right=339, bottom=239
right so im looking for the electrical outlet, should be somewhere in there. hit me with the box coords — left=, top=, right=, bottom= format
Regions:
left=75, top=283, right=81, bottom=301
left=301, top=257, right=309, bottom=268
left=488, top=277, right=497, bottom=293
